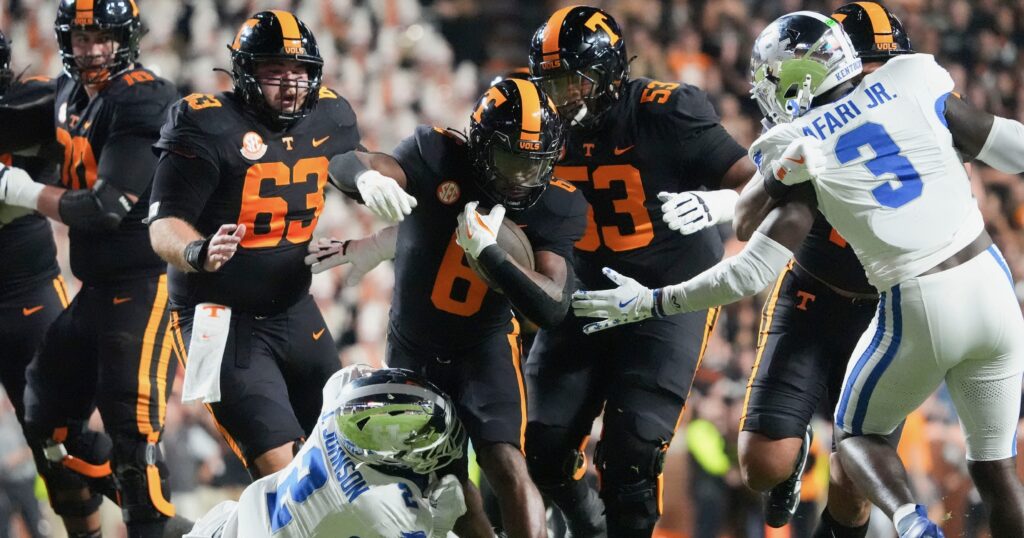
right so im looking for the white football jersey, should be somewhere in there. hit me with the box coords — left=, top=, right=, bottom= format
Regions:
left=185, top=370, right=458, bottom=538
left=752, top=54, right=982, bottom=290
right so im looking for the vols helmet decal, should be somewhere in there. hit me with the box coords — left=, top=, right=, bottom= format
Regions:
left=469, top=79, right=564, bottom=211
left=832, top=2, right=913, bottom=60
left=55, top=0, right=144, bottom=84
left=228, top=11, right=324, bottom=127
left=529, top=6, right=629, bottom=129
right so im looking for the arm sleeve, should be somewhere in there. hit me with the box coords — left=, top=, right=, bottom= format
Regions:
left=392, top=126, right=446, bottom=201
left=149, top=151, right=221, bottom=224
left=976, top=116, right=1024, bottom=174
left=660, top=231, right=793, bottom=314
left=658, top=85, right=747, bottom=190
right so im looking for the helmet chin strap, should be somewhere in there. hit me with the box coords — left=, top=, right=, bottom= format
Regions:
left=570, top=102, right=589, bottom=126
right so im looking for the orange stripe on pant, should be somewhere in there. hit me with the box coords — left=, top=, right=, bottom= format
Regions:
left=506, top=318, right=527, bottom=454
left=136, top=275, right=169, bottom=435
left=739, top=260, right=795, bottom=431
left=52, top=276, right=70, bottom=308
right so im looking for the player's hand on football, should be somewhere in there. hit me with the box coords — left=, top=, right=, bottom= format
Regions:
left=356, top=170, right=417, bottom=222
left=769, top=137, right=825, bottom=186
left=455, top=201, right=504, bottom=259
left=426, top=474, right=466, bottom=534
left=304, top=232, right=392, bottom=286
left=204, top=223, right=245, bottom=272
left=571, top=267, right=659, bottom=334
left=658, top=190, right=739, bottom=235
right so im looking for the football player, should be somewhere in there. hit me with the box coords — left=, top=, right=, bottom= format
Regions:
left=0, top=29, right=65, bottom=428
left=714, top=3, right=915, bottom=535
left=148, top=11, right=360, bottom=481
left=184, top=366, right=467, bottom=538
left=522, top=7, right=755, bottom=535
left=0, top=2, right=182, bottom=537
left=573, top=11, right=1024, bottom=538
left=319, top=78, right=587, bottom=537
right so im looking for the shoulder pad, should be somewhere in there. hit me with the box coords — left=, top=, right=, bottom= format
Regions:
left=414, top=125, right=465, bottom=176
left=313, top=88, right=357, bottom=128
left=636, top=79, right=719, bottom=122
left=877, top=53, right=953, bottom=96
left=165, top=92, right=239, bottom=137
left=103, top=68, right=177, bottom=105
left=2, top=76, right=55, bottom=107
left=538, top=178, right=588, bottom=218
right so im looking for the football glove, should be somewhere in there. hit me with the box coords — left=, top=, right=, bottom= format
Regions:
left=427, top=474, right=466, bottom=536
left=658, top=189, right=740, bottom=236
left=571, top=267, right=662, bottom=334
left=455, top=201, right=504, bottom=259
left=304, top=226, right=398, bottom=285
left=767, top=137, right=825, bottom=186
left=356, top=170, right=417, bottom=222
left=0, top=162, right=43, bottom=209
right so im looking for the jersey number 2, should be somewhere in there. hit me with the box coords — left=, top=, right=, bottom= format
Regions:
left=267, top=446, right=329, bottom=532
left=834, top=122, right=923, bottom=208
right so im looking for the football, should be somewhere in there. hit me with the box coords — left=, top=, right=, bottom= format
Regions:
left=466, top=217, right=535, bottom=293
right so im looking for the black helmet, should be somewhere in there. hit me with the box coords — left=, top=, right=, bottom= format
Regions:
left=469, top=78, right=564, bottom=212
left=0, top=30, right=12, bottom=95
left=528, top=6, right=628, bottom=130
left=55, top=0, right=143, bottom=84
left=832, top=2, right=913, bottom=61
left=228, top=10, right=324, bottom=127
left=334, top=368, right=465, bottom=475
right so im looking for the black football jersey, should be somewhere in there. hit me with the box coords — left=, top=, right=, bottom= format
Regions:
left=52, top=67, right=176, bottom=284
left=151, top=88, right=362, bottom=314
left=389, top=126, right=588, bottom=353
left=555, top=77, right=747, bottom=289
left=0, top=77, right=62, bottom=294
left=795, top=212, right=874, bottom=294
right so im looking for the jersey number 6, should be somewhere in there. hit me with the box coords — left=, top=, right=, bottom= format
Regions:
left=834, top=122, right=923, bottom=209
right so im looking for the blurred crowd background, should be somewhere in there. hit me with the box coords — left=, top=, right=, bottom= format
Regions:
left=0, top=0, right=1023, bottom=537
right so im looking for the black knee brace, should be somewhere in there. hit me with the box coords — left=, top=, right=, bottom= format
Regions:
left=26, top=422, right=113, bottom=518
left=595, top=435, right=670, bottom=533
left=111, top=433, right=175, bottom=524
left=524, top=424, right=587, bottom=489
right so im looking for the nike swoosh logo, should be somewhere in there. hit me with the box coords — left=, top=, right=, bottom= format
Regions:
left=22, top=305, right=43, bottom=316
left=313, top=328, right=326, bottom=340
left=113, top=297, right=132, bottom=305
left=312, top=136, right=330, bottom=148
left=618, top=296, right=637, bottom=308
left=613, top=145, right=635, bottom=156
left=785, top=155, right=805, bottom=164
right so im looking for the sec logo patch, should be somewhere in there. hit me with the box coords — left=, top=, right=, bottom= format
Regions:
left=240, top=131, right=268, bottom=160
left=436, top=180, right=460, bottom=205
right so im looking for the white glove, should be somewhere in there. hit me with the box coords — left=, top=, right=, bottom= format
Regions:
left=571, top=267, right=662, bottom=334
left=455, top=201, right=504, bottom=259
left=0, top=163, right=44, bottom=209
left=427, top=474, right=466, bottom=536
left=304, top=226, right=397, bottom=285
left=658, top=189, right=740, bottom=235
left=356, top=170, right=418, bottom=222
left=767, top=137, right=826, bottom=186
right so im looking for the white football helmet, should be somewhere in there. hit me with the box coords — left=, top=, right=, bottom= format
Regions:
left=750, top=11, right=862, bottom=124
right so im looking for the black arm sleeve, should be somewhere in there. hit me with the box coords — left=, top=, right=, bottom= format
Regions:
left=58, top=180, right=133, bottom=231
left=327, top=151, right=368, bottom=194
left=149, top=150, right=221, bottom=224
left=656, top=85, right=747, bottom=190
left=475, top=245, right=574, bottom=328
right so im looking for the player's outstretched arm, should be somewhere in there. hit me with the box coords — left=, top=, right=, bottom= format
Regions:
left=945, top=95, right=1024, bottom=174
left=304, top=226, right=398, bottom=285
left=328, top=150, right=418, bottom=222
left=456, top=202, right=575, bottom=328
left=658, top=151, right=758, bottom=237
left=149, top=217, right=245, bottom=273
left=572, top=186, right=816, bottom=334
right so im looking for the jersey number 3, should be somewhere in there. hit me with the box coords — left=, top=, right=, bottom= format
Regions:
left=834, top=122, right=923, bottom=209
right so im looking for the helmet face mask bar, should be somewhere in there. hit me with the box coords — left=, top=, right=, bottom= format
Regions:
left=54, top=0, right=143, bottom=85
left=334, top=369, right=465, bottom=475
left=229, top=10, right=324, bottom=127
left=469, top=78, right=565, bottom=212
left=750, top=11, right=862, bottom=124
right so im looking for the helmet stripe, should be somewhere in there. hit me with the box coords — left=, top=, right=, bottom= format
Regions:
left=75, top=0, right=95, bottom=25
left=831, top=12, right=848, bottom=24
left=511, top=78, right=541, bottom=142
left=541, top=6, right=579, bottom=60
left=271, top=10, right=304, bottom=53
left=231, top=18, right=258, bottom=51
left=129, top=0, right=139, bottom=17
left=853, top=2, right=894, bottom=45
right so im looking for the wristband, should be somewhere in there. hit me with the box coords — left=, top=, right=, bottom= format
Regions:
left=184, top=238, right=210, bottom=272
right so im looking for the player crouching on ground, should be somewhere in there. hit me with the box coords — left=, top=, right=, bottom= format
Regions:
left=185, top=366, right=467, bottom=537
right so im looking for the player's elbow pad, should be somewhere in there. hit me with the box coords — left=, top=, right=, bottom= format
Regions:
left=663, top=231, right=793, bottom=313
left=58, top=180, right=133, bottom=231
left=327, top=151, right=367, bottom=195
left=977, top=116, right=1024, bottom=174
left=475, top=245, right=573, bottom=329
